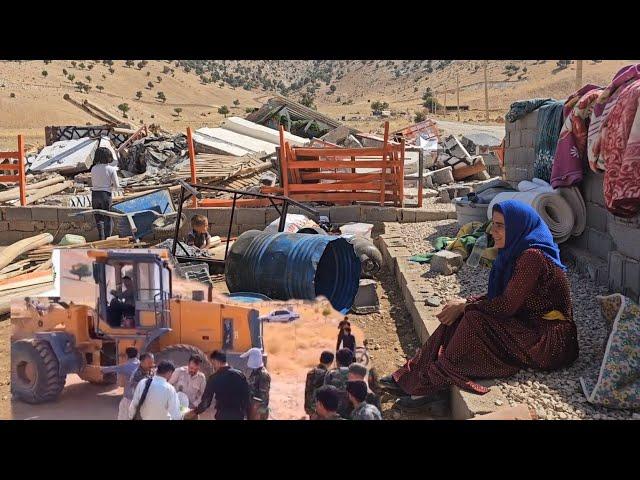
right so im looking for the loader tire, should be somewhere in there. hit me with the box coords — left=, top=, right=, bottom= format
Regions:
left=11, top=339, right=66, bottom=404
left=154, top=344, right=213, bottom=378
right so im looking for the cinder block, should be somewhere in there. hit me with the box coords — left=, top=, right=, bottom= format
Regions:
left=519, top=147, right=536, bottom=166
left=5, top=207, right=32, bottom=221
left=523, top=109, right=539, bottom=129
left=57, top=208, right=85, bottom=223
left=44, top=221, right=59, bottom=230
left=0, top=221, right=9, bottom=231
left=504, top=148, right=517, bottom=166
left=586, top=227, right=613, bottom=260
left=237, top=224, right=262, bottom=234
left=414, top=209, right=449, bottom=222
left=329, top=205, right=362, bottom=223
left=586, top=202, right=608, bottom=232
left=30, top=206, right=60, bottom=222
left=362, top=206, right=399, bottom=223
left=12, top=221, right=35, bottom=232
left=206, top=208, right=233, bottom=225
left=608, top=251, right=625, bottom=293
left=623, top=257, right=640, bottom=300
left=583, top=171, right=605, bottom=206
left=400, top=208, right=416, bottom=223
left=520, top=130, right=536, bottom=148
left=608, top=216, right=640, bottom=260
left=235, top=208, right=266, bottom=226
left=1, top=230, right=28, bottom=244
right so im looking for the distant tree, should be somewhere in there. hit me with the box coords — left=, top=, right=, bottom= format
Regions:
left=157, top=76, right=162, bottom=83
left=9, top=93, right=15, bottom=98
left=85, top=75, right=91, bottom=82
left=87, top=64, right=94, bottom=70
left=163, top=66, right=171, bottom=74
left=69, top=263, right=92, bottom=281
left=108, top=67, right=115, bottom=75
left=125, top=60, right=135, bottom=68
left=157, top=91, right=166, bottom=103
left=96, top=85, right=104, bottom=92
left=218, top=105, right=229, bottom=117
left=68, top=74, right=75, bottom=82
left=245, top=107, right=254, bottom=113
left=300, top=92, right=315, bottom=109
left=147, top=81, right=154, bottom=89
left=329, top=84, right=336, bottom=93
left=174, top=107, right=182, bottom=117
left=183, top=66, right=191, bottom=73
left=102, top=74, right=106, bottom=80
left=414, top=111, right=426, bottom=123
left=79, top=63, right=85, bottom=69
left=136, top=91, right=143, bottom=100
left=146, top=71, right=150, bottom=77
left=62, top=68, right=68, bottom=76
left=233, top=99, right=240, bottom=106
left=41, top=70, right=48, bottom=77
left=371, top=100, right=389, bottom=112
left=117, top=103, right=130, bottom=117
left=137, top=61, right=145, bottom=70
left=71, top=61, right=77, bottom=68
left=43, top=60, right=52, bottom=65
left=104, top=60, right=114, bottom=66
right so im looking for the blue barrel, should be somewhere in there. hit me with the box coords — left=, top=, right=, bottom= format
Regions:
left=226, top=292, right=272, bottom=303
left=225, top=230, right=361, bottom=314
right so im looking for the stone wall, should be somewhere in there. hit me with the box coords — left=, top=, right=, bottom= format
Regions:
left=0, top=204, right=457, bottom=245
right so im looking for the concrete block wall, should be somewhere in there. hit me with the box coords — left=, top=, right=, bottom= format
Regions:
left=565, top=168, right=640, bottom=303
left=0, top=204, right=457, bottom=246
left=503, top=109, right=538, bottom=187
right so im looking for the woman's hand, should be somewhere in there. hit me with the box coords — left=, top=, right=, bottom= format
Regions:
left=436, top=298, right=467, bottom=326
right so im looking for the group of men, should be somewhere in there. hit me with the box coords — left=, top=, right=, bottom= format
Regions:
left=305, top=348, right=382, bottom=420
left=102, top=346, right=271, bottom=420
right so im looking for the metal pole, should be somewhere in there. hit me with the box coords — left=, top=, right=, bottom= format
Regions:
left=172, top=187, right=185, bottom=257
left=225, top=193, right=237, bottom=261
left=187, top=126, right=198, bottom=208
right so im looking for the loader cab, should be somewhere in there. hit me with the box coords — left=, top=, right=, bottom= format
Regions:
left=89, top=251, right=172, bottom=332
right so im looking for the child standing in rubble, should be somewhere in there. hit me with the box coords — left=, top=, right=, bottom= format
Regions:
left=186, top=214, right=213, bottom=250
left=90, top=147, right=119, bottom=240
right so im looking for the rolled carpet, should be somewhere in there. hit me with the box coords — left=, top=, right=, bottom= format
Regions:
left=488, top=191, right=575, bottom=243
left=557, top=186, right=586, bottom=237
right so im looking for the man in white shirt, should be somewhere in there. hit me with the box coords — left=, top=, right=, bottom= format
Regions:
left=90, top=146, right=119, bottom=239
left=169, top=354, right=207, bottom=409
left=129, top=360, right=181, bottom=420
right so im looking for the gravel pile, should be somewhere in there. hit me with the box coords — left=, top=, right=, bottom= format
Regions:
left=397, top=219, right=639, bottom=420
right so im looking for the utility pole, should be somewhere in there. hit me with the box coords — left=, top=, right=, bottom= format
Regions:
left=575, top=60, right=583, bottom=91
left=484, top=60, right=489, bottom=123
left=444, top=85, right=447, bottom=117
left=456, top=73, right=460, bottom=122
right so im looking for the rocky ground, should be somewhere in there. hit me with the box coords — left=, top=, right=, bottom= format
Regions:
left=399, top=219, right=639, bottom=420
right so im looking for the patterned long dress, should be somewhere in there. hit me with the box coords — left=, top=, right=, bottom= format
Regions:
left=392, top=248, right=579, bottom=396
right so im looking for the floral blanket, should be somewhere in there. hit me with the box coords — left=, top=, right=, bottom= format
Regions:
left=580, top=293, right=640, bottom=410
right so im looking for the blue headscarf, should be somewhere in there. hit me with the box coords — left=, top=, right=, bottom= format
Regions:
left=487, top=200, right=565, bottom=299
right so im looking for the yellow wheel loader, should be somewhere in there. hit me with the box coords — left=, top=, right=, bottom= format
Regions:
left=11, top=249, right=264, bottom=404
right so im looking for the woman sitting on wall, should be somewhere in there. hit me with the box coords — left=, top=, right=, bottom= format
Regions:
left=379, top=200, right=579, bottom=408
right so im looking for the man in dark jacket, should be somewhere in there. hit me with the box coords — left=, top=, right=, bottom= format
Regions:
left=184, top=350, right=250, bottom=420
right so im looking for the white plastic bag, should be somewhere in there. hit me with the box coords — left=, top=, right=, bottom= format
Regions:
left=264, top=214, right=313, bottom=234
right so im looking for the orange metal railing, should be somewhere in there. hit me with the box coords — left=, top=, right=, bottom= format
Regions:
left=0, top=135, right=26, bottom=206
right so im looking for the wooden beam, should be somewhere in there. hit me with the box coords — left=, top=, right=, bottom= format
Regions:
left=0, top=175, right=64, bottom=202
left=24, top=180, right=74, bottom=205
left=0, top=233, right=53, bottom=271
